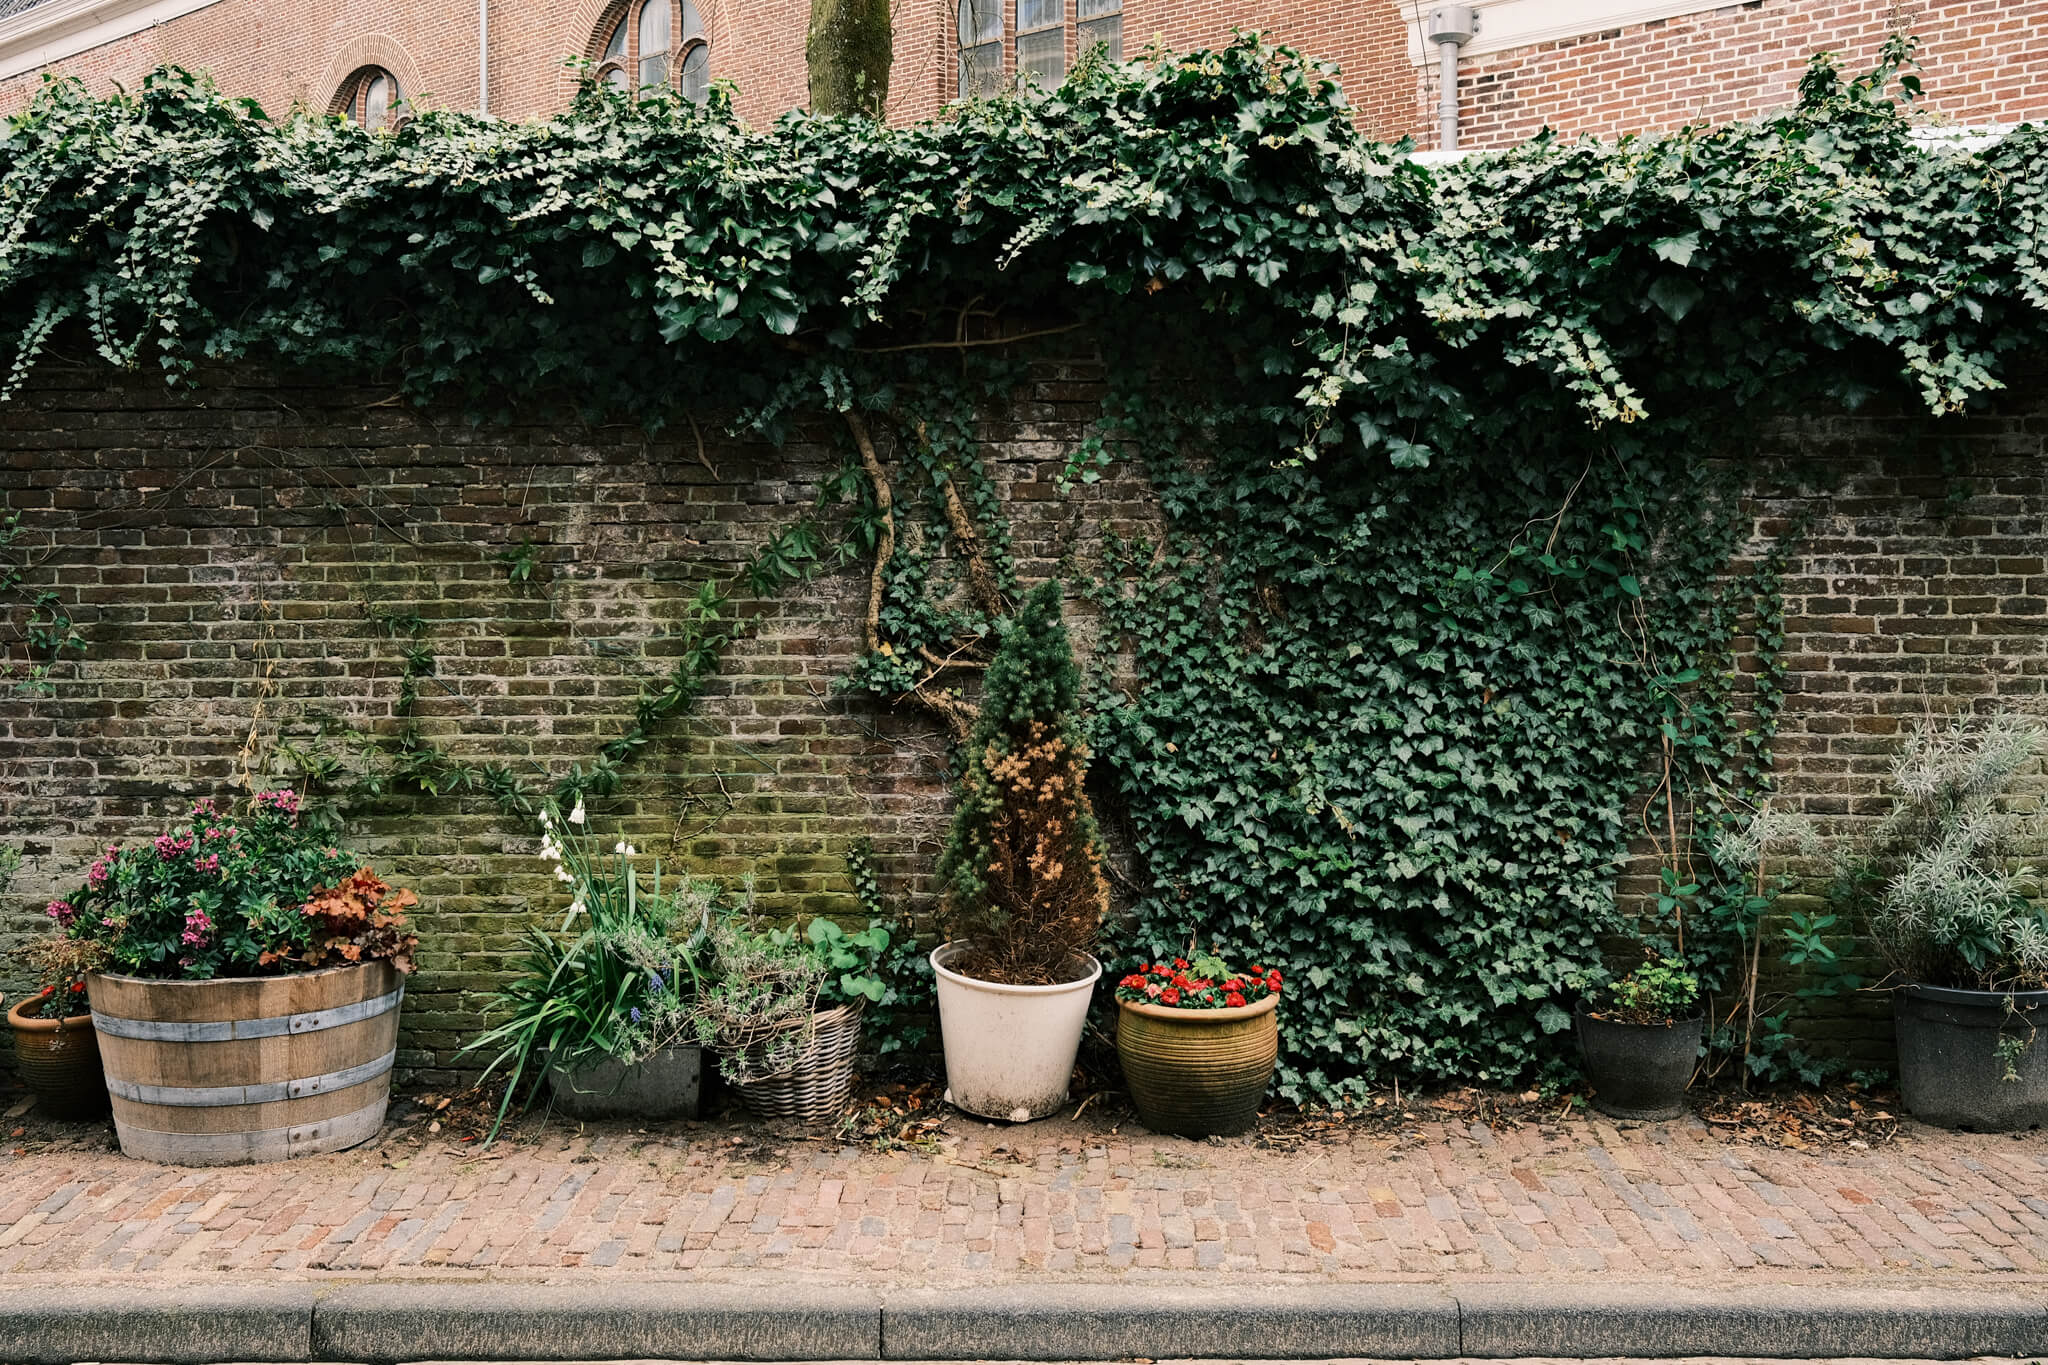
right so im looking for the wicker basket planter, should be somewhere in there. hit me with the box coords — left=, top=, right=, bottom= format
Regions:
left=7, top=994, right=109, bottom=1119
left=89, top=960, right=402, bottom=1165
left=722, top=1002, right=863, bottom=1124
left=1117, top=993, right=1277, bottom=1137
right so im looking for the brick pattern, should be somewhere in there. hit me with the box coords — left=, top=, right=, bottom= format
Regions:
left=1, top=1107, right=2045, bottom=1278
left=1427, top=0, right=2048, bottom=151
left=0, top=358, right=2044, bottom=1077
left=0, top=356, right=1150, bottom=1085
left=1611, top=386, right=2048, bottom=1064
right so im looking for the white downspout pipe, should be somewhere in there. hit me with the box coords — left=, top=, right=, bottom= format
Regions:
left=478, top=0, right=489, bottom=114
left=1427, top=5, right=1475, bottom=151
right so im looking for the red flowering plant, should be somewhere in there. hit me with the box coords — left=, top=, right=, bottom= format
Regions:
left=45, top=790, right=416, bottom=981
left=1114, top=953, right=1282, bottom=1011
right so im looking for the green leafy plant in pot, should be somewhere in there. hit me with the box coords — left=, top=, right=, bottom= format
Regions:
left=1836, top=712, right=2048, bottom=1130
left=467, top=799, right=709, bottom=1136
left=690, top=907, right=894, bottom=1124
left=932, top=579, right=1110, bottom=1123
left=1576, top=953, right=1702, bottom=1120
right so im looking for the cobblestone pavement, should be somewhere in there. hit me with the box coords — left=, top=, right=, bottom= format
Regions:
left=4, top=1095, right=2048, bottom=1285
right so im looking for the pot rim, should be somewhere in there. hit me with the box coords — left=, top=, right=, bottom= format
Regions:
left=930, top=940, right=1102, bottom=994
left=1575, top=1000, right=1704, bottom=1030
left=87, top=959, right=394, bottom=989
left=7, top=995, right=93, bottom=1032
left=1118, top=992, right=1279, bottom=1023
left=1899, top=981, right=2048, bottom=1007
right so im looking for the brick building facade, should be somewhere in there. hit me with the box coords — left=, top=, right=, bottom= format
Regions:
left=1, top=0, right=2043, bottom=142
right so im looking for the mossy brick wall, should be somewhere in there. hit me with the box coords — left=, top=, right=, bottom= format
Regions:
left=0, top=353, right=2043, bottom=1084
left=1614, top=372, right=2048, bottom=1071
left=0, top=353, right=1156, bottom=1086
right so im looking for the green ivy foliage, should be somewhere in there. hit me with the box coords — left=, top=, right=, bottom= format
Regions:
left=2, top=34, right=2046, bottom=1099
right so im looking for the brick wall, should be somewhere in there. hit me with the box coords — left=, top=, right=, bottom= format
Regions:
left=0, top=351, right=1155, bottom=1085
left=1430, top=0, right=2048, bottom=150
left=1, top=354, right=2043, bottom=1083
left=1609, top=377, right=2048, bottom=1070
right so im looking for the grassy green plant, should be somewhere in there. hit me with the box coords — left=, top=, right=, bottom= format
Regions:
left=466, top=799, right=710, bottom=1138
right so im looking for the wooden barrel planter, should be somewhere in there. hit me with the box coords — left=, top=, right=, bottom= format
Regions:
left=88, top=961, right=403, bottom=1166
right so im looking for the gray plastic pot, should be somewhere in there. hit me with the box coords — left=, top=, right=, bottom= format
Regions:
left=1895, top=983, right=2048, bottom=1131
left=1576, top=1005, right=1701, bottom=1120
left=547, top=1043, right=703, bottom=1120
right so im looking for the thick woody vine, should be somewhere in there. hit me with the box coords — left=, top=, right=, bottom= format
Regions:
left=1, top=33, right=2045, bottom=1099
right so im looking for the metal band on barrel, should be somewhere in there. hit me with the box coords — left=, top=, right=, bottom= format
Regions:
left=91, top=984, right=405, bottom=1042
left=103, top=1048, right=396, bottom=1107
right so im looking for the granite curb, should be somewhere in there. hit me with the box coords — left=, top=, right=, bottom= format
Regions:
left=3, top=1283, right=2046, bottom=1363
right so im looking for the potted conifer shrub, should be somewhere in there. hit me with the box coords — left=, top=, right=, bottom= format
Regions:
left=932, top=580, right=1109, bottom=1123
left=1114, top=953, right=1281, bottom=1136
left=1575, top=953, right=1703, bottom=1119
left=1842, top=713, right=2048, bottom=1131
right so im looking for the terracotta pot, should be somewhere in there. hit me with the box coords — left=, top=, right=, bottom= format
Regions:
left=8, top=994, right=109, bottom=1119
left=1116, top=993, right=1278, bottom=1137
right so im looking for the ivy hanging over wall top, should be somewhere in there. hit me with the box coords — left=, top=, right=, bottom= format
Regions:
left=1, top=34, right=2045, bottom=1099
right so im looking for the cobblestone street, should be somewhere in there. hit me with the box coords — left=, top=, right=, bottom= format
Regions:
left=4, top=1094, right=2047, bottom=1286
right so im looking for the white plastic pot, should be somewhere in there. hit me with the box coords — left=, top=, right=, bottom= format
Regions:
left=931, top=941, right=1101, bottom=1122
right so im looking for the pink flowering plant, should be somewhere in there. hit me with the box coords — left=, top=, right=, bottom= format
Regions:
left=48, top=790, right=366, bottom=980
left=1114, top=953, right=1282, bottom=1011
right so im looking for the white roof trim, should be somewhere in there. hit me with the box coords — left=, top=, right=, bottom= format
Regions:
left=1401, top=0, right=1753, bottom=66
left=0, top=0, right=226, bottom=83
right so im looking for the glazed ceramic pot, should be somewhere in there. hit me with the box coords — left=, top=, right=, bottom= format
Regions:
left=1116, top=993, right=1278, bottom=1137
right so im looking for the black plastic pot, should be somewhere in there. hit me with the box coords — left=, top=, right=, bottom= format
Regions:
left=1576, top=1005, right=1701, bottom=1120
left=1895, top=983, right=2048, bottom=1131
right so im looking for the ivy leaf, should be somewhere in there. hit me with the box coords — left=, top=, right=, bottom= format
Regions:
left=1535, top=1003, right=1572, bottom=1034
left=1647, top=276, right=1704, bottom=322
left=1653, top=233, right=1700, bottom=267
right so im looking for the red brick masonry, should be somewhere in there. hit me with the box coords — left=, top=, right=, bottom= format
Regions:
left=1, top=1106, right=2043, bottom=1282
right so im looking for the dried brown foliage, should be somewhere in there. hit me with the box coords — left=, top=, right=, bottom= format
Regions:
left=946, top=722, right=1111, bottom=986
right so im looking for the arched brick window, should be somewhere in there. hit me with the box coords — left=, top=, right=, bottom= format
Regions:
left=333, top=66, right=404, bottom=127
left=595, top=0, right=709, bottom=101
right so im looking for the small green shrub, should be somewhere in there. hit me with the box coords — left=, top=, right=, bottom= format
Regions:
left=1600, top=956, right=1701, bottom=1027
left=1845, top=713, right=2048, bottom=991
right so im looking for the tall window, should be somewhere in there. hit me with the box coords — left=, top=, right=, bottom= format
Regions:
left=335, top=67, right=403, bottom=128
left=1076, top=0, right=1121, bottom=62
left=596, top=0, right=709, bottom=101
left=957, top=0, right=1002, bottom=97
left=958, top=0, right=1121, bottom=98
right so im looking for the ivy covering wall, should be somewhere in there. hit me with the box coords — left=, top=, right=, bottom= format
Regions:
left=1, top=36, right=2044, bottom=1100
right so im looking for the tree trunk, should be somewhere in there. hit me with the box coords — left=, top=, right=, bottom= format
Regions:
left=807, top=0, right=893, bottom=118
